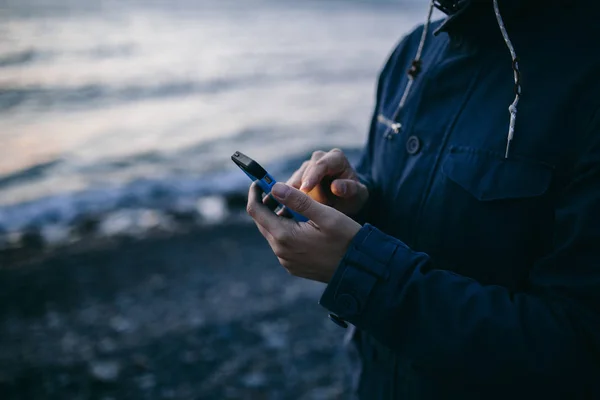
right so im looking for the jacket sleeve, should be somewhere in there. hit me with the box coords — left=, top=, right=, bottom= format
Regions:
left=320, top=108, right=600, bottom=388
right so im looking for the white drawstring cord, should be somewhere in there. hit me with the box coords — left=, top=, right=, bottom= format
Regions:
left=385, top=0, right=522, bottom=156
left=383, top=0, right=435, bottom=139
left=493, top=0, right=522, bottom=158
left=397, top=1, right=435, bottom=109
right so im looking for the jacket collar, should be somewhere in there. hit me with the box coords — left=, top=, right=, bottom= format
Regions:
left=433, top=0, right=529, bottom=37
left=433, top=0, right=590, bottom=38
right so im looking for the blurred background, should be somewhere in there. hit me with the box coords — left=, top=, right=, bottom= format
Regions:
left=0, top=0, right=427, bottom=398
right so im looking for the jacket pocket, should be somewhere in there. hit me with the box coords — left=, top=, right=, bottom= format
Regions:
left=441, top=147, right=554, bottom=201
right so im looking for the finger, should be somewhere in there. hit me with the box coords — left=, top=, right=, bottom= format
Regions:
left=330, top=179, right=364, bottom=198
left=254, top=218, right=274, bottom=242
left=262, top=193, right=279, bottom=211
left=276, top=207, right=292, bottom=218
left=287, top=161, right=310, bottom=189
left=298, top=150, right=327, bottom=191
left=300, top=149, right=347, bottom=192
left=310, top=150, right=327, bottom=162
left=271, top=182, right=329, bottom=223
left=247, top=183, right=289, bottom=234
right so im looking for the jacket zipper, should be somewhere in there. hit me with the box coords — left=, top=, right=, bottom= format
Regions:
left=377, top=114, right=402, bottom=134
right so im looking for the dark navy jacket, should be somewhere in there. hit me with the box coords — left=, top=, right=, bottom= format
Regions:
left=319, top=1, right=600, bottom=398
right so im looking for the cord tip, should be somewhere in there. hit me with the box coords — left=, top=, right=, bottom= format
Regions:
left=504, top=139, right=512, bottom=159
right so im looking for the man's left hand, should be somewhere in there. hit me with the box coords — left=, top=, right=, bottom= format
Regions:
left=247, top=182, right=362, bottom=283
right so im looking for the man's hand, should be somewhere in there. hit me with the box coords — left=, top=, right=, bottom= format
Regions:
left=287, top=149, right=369, bottom=216
left=248, top=181, right=362, bottom=283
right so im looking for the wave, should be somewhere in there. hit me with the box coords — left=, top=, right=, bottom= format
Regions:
left=0, top=67, right=373, bottom=113
left=0, top=78, right=246, bottom=112
left=0, top=148, right=362, bottom=250
left=0, top=43, right=135, bottom=70
left=0, top=159, right=63, bottom=189
left=0, top=49, right=41, bottom=68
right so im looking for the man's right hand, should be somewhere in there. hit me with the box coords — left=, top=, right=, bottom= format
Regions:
left=287, top=148, right=369, bottom=216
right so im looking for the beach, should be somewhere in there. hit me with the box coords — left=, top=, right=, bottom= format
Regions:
left=0, top=220, right=357, bottom=399
left=0, top=0, right=427, bottom=397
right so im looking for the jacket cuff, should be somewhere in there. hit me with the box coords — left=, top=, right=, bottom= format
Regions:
left=348, top=174, right=374, bottom=225
left=319, top=224, right=401, bottom=320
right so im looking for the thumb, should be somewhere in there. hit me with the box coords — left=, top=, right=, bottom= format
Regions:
left=271, top=182, right=328, bottom=222
left=330, top=179, right=367, bottom=199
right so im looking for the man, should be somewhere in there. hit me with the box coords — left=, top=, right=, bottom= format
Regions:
left=246, top=0, right=600, bottom=398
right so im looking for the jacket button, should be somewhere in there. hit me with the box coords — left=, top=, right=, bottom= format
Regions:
left=406, top=136, right=421, bottom=155
left=450, top=33, right=464, bottom=49
left=336, top=293, right=359, bottom=315
left=328, top=313, right=348, bottom=328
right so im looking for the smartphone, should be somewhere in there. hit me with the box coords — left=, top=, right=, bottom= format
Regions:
left=231, top=151, right=308, bottom=222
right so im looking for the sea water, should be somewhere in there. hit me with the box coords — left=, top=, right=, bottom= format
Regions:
left=0, top=0, right=427, bottom=242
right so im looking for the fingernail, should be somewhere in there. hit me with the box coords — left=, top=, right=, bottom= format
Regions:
left=272, top=183, right=291, bottom=199
left=300, top=180, right=311, bottom=192
left=338, top=182, right=347, bottom=195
